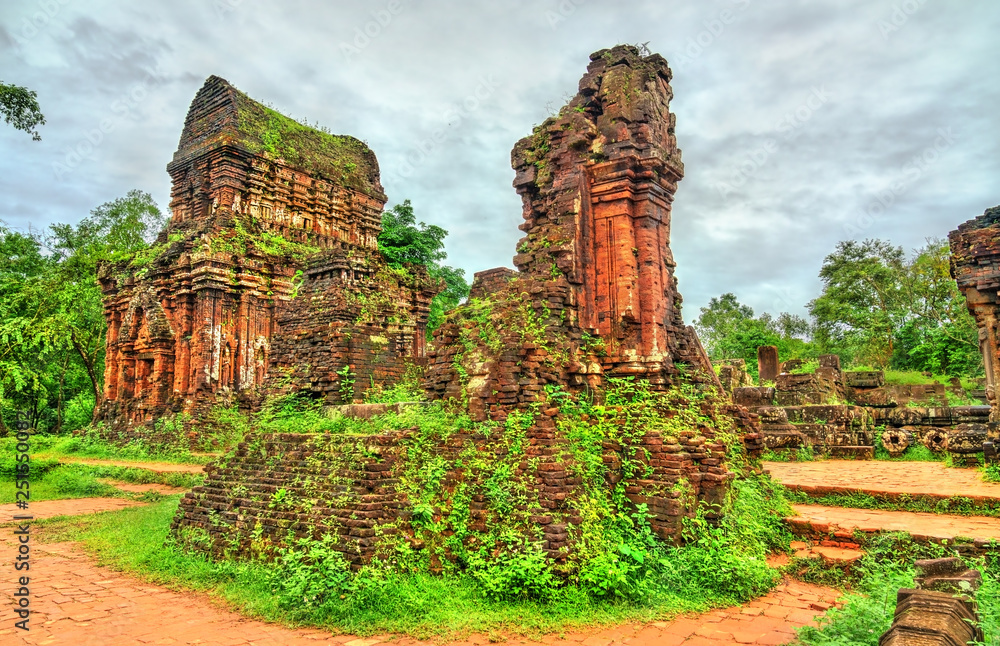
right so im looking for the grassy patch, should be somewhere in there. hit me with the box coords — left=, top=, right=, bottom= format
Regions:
left=33, top=488, right=791, bottom=639
left=0, top=463, right=203, bottom=504
left=0, top=433, right=213, bottom=466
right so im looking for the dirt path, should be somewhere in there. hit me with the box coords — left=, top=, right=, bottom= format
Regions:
left=0, top=498, right=840, bottom=646
left=764, top=460, right=1000, bottom=502
left=0, top=498, right=145, bottom=524
left=35, top=455, right=206, bottom=474
left=97, top=479, right=189, bottom=495
left=788, top=503, right=1000, bottom=543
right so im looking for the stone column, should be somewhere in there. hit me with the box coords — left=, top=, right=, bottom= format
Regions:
left=757, top=345, right=779, bottom=384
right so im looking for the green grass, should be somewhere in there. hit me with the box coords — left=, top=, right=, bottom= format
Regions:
left=763, top=443, right=946, bottom=464
left=0, top=462, right=203, bottom=504
left=0, top=434, right=214, bottom=465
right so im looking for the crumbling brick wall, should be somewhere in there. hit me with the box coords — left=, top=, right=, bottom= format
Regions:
left=171, top=402, right=744, bottom=565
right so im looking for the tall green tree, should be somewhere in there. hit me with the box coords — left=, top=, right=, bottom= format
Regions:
left=378, top=199, right=469, bottom=336
left=894, top=239, right=980, bottom=375
left=0, top=191, right=165, bottom=432
left=809, top=237, right=981, bottom=375
left=808, top=239, right=908, bottom=368
left=0, top=82, right=45, bottom=140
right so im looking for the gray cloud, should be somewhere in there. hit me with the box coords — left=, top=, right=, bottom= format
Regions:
left=1, top=0, right=997, bottom=324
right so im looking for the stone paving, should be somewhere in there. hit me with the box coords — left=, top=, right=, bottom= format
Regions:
left=788, top=503, right=1000, bottom=543
left=0, top=523, right=839, bottom=646
left=764, top=460, right=1000, bottom=502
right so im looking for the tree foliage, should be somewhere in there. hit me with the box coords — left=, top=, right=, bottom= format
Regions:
left=700, top=237, right=982, bottom=381
left=809, top=238, right=979, bottom=374
left=378, top=199, right=469, bottom=336
left=0, top=81, right=45, bottom=141
left=0, top=191, right=165, bottom=432
left=695, top=293, right=814, bottom=379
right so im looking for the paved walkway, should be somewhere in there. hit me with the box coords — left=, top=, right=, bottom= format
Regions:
left=764, top=460, right=1000, bottom=503
left=35, top=455, right=206, bottom=474
left=0, top=498, right=145, bottom=524
left=788, top=504, right=1000, bottom=544
left=0, top=522, right=840, bottom=646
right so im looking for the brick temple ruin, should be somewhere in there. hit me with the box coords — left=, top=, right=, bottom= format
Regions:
left=169, top=46, right=762, bottom=564
left=950, top=205, right=1000, bottom=459
left=96, top=75, right=436, bottom=435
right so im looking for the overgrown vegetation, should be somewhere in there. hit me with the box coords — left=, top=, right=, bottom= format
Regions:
left=798, top=533, right=1000, bottom=646
left=0, top=190, right=166, bottom=432
left=377, top=199, right=470, bottom=337
left=31, top=379, right=804, bottom=637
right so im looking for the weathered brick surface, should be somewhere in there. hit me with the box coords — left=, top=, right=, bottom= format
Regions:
left=97, top=76, right=434, bottom=435
left=424, top=46, right=728, bottom=413
left=950, top=205, right=1000, bottom=434
left=171, top=415, right=739, bottom=563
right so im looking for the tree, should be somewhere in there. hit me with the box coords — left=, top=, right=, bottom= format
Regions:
left=894, top=239, right=980, bottom=375
left=695, top=293, right=816, bottom=379
left=378, top=199, right=469, bottom=336
left=808, top=237, right=982, bottom=376
left=809, top=239, right=908, bottom=368
left=0, top=191, right=166, bottom=431
left=42, top=190, right=166, bottom=411
left=0, top=82, right=45, bottom=141
left=378, top=200, right=448, bottom=266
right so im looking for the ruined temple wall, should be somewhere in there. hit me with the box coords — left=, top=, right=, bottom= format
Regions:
left=171, top=414, right=737, bottom=565
left=99, top=75, right=432, bottom=431
left=267, top=258, right=436, bottom=404
left=167, top=75, right=385, bottom=249
left=168, top=147, right=384, bottom=252
left=950, top=205, right=1000, bottom=422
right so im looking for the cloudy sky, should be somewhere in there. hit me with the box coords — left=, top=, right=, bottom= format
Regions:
left=2, top=0, right=998, bottom=321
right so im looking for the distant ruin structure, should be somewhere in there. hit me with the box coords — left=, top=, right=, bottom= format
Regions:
left=97, top=76, right=435, bottom=430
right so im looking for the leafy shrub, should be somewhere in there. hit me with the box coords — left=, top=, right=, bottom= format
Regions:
left=269, top=535, right=355, bottom=609
left=468, top=542, right=558, bottom=601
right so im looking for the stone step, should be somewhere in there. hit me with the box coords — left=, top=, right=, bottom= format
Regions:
left=765, top=460, right=1000, bottom=504
left=786, top=504, right=1000, bottom=550
left=790, top=539, right=864, bottom=566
